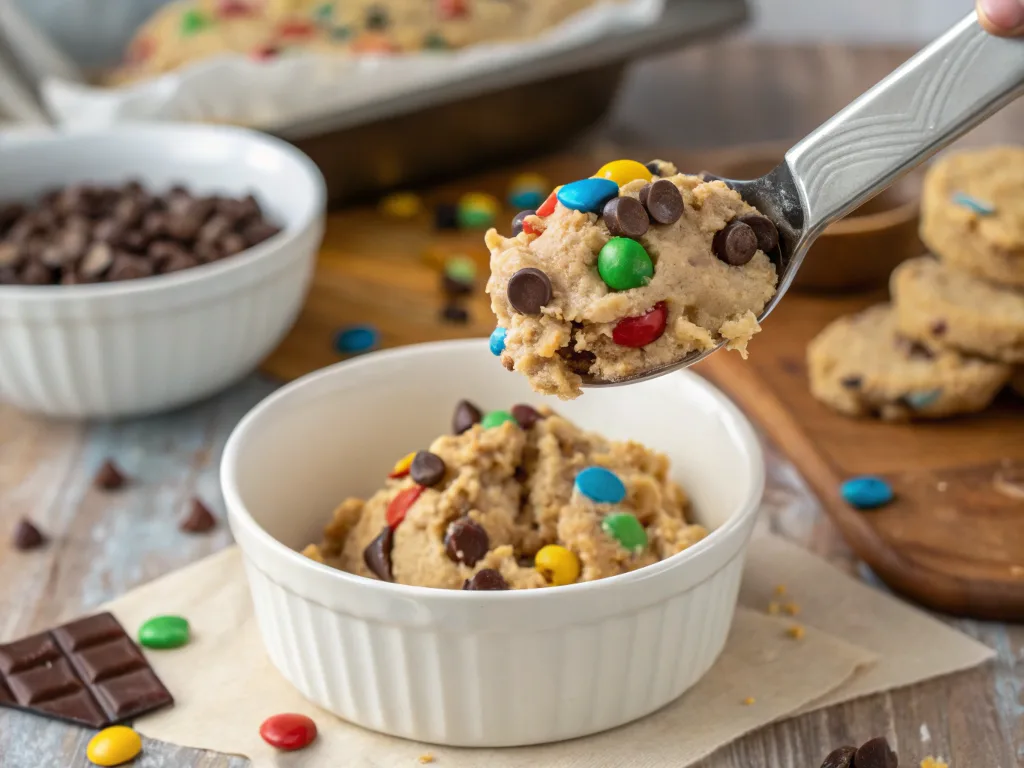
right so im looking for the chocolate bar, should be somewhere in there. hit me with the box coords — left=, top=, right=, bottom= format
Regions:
left=0, top=612, right=173, bottom=728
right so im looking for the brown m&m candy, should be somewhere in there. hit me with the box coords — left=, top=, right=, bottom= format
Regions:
left=712, top=219, right=758, bottom=266
left=736, top=213, right=779, bottom=253
left=507, top=267, right=552, bottom=315
left=602, top=196, right=649, bottom=239
left=639, top=179, right=684, bottom=225
left=364, top=526, right=394, bottom=581
left=444, top=517, right=489, bottom=566
left=463, top=568, right=509, bottom=591
left=410, top=451, right=446, bottom=487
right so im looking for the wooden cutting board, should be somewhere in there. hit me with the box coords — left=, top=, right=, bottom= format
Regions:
left=260, top=150, right=1024, bottom=621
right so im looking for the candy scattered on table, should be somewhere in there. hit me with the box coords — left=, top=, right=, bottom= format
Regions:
left=507, top=173, right=548, bottom=209
left=639, top=179, right=684, bottom=225
left=419, top=752, right=437, bottom=763
left=786, top=624, right=805, bottom=640
left=598, top=237, right=654, bottom=291
left=452, top=399, right=483, bottom=434
left=594, top=159, right=652, bottom=187
left=840, top=476, right=894, bottom=510
left=951, top=191, right=995, bottom=216
left=507, top=267, right=553, bottom=314
left=334, top=324, right=380, bottom=355
left=556, top=178, right=619, bottom=214
left=602, top=196, right=649, bottom=239
left=511, top=403, right=543, bottom=429
left=489, top=327, right=507, bottom=356
left=920, top=757, right=949, bottom=768
left=364, top=526, right=394, bottom=580
left=782, top=602, right=800, bottom=616
left=434, top=202, right=459, bottom=230
left=386, top=486, right=425, bottom=528
left=378, top=191, right=423, bottom=218
left=445, top=516, right=489, bottom=565
left=440, top=303, right=469, bottom=324
left=86, top=725, right=142, bottom=767
left=457, top=192, right=501, bottom=229
left=601, top=512, right=648, bottom=553
left=511, top=209, right=535, bottom=236
left=481, top=410, right=515, bottom=429
left=612, top=302, right=667, bottom=348
left=94, top=459, right=128, bottom=491
left=389, top=451, right=417, bottom=479
left=442, top=255, right=477, bottom=293
left=463, top=568, right=509, bottom=590
left=11, top=518, right=46, bottom=551
left=712, top=219, right=758, bottom=266
left=410, top=451, right=446, bottom=487
left=0, top=612, right=173, bottom=728
left=534, top=544, right=580, bottom=586
left=574, top=466, right=627, bottom=504
left=742, top=697, right=756, bottom=706
left=259, top=713, right=318, bottom=751
left=138, top=615, right=190, bottom=650
left=180, top=497, right=216, bottom=533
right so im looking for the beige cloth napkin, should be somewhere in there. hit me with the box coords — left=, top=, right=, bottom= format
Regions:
left=104, top=534, right=993, bottom=768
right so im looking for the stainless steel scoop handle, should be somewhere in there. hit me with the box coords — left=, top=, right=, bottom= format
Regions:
left=787, top=12, right=1024, bottom=240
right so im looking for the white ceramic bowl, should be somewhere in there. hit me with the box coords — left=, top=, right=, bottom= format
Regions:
left=221, top=340, right=765, bottom=747
left=0, top=123, right=325, bottom=418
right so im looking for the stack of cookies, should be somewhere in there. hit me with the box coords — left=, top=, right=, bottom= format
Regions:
left=808, top=146, right=1024, bottom=421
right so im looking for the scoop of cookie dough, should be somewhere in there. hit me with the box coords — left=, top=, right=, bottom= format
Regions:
left=921, top=146, right=1024, bottom=288
left=486, top=160, right=779, bottom=399
left=807, top=304, right=1011, bottom=421
left=302, top=401, right=707, bottom=589
left=891, top=256, right=1024, bottom=364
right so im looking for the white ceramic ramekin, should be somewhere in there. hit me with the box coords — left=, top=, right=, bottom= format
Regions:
left=221, top=340, right=765, bottom=747
left=0, top=124, right=325, bottom=418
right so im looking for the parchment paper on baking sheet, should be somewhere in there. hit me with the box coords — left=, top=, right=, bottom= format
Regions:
left=4, top=0, right=664, bottom=131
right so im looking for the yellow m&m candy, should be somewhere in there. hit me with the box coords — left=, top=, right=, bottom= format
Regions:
left=594, top=159, right=653, bottom=187
left=86, top=726, right=142, bottom=767
left=534, top=544, right=580, bottom=586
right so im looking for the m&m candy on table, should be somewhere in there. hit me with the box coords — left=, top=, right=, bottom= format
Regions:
left=138, top=615, right=190, bottom=650
left=259, top=713, right=318, bottom=751
left=556, top=178, right=619, bottom=214
left=86, top=725, right=142, bottom=766
left=378, top=191, right=422, bottom=218
left=594, top=159, right=653, bottom=187
left=534, top=544, right=580, bottom=586
left=481, top=410, right=516, bottom=429
left=840, top=476, right=894, bottom=510
left=598, top=238, right=654, bottom=291
left=601, top=512, right=648, bottom=553
left=489, top=326, right=507, bottom=356
left=456, top=192, right=501, bottom=229
left=574, top=466, right=626, bottom=504
left=334, top=324, right=379, bottom=354
left=612, top=302, right=667, bottom=348
left=507, top=173, right=548, bottom=209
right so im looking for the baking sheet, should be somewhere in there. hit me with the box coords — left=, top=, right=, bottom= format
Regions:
left=8, top=0, right=664, bottom=130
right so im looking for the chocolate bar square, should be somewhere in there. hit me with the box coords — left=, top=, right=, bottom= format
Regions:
left=0, top=633, right=60, bottom=675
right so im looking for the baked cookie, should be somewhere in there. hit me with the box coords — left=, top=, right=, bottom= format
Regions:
left=807, top=304, right=1010, bottom=421
left=920, top=146, right=1024, bottom=288
left=890, top=256, right=1024, bottom=363
left=486, top=159, right=779, bottom=399
left=302, top=401, right=707, bottom=589
left=109, top=0, right=604, bottom=84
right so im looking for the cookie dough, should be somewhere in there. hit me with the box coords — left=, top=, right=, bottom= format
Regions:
left=302, top=401, right=707, bottom=589
left=890, top=256, right=1024, bottom=364
left=486, top=160, right=779, bottom=400
left=920, top=146, right=1024, bottom=288
left=807, top=304, right=1010, bottom=421
left=109, top=0, right=604, bottom=84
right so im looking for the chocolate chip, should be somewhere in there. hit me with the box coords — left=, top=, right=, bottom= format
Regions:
left=410, top=451, right=446, bottom=487
left=452, top=399, right=482, bottom=434
left=644, top=160, right=665, bottom=176
left=854, top=737, right=898, bottom=768
left=507, top=267, right=552, bottom=315
left=363, top=526, right=394, bottom=581
left=241, top=220, right=280, bottom=248
left=931, top=319, right=948, bottom=337
left=93, top=460, right=127, bottom=491
left=12, top=518, right=45, bottom=551
left=736, top=213, right=779, bottom=253
left=840, top=375, right=863, bottom=389
left=0, top=243, right=22, bottom=269
left=462, top=568, right=509, bottom=591
left=440, top=304, right=469, bottom=324
left=218, top=233, right=248, bottom=257
left=180, top=498, right=216, bottom=533
left=640, top=179, right=684, bottom=225
left=511, top=404, right=543, bottom=429
left=198, top=214, right=232, bottom=244
left=79, top=243, right=114, bottom=279
left=434, top=203, right=459, bottom=230
left=511, top=209, right=535, bottom=236
left=698, top=171, right=723, bottom=182
left=107, top=254, right=154, bottom=281
left=20, top=261, right=52, bottom=285
left=160, top=251, right=201, bottom=275
left=712, top=220, right=758, bottom=266
left=819, top=746, right=857, bottom=768
left=444, top=517, right=489, bottom=566
left=602, top=196, right=649, bottom=239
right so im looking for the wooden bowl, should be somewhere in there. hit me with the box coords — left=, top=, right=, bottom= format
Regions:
left=710, top=143, right=923, bottom=293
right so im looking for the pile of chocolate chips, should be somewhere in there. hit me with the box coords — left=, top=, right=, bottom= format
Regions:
left=820, top=736, right=899, bottom=768
left=0, top=182, right=281, bottom=286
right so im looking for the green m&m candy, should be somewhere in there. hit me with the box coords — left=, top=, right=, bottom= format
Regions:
left=601, top=512, right=648, bottom=553
left=598, top=238, right=654, bottom=291
left=180, top=9, right=211, bottom=35
left=138, top=615, right=190, bottom=650
left=481, top=410, right=515, bottom=429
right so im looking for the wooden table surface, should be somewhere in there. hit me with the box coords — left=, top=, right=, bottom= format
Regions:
left=3, top=41, right=1024, bottom=767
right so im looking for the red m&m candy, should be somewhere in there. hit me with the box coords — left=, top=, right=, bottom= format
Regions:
left=259, top=713, right=317, bottom=751
left=386, top=486, right=425, bottom=528
left=536, top=189, right=558, bottom=217
left=612, top=302, right=667, bottom=348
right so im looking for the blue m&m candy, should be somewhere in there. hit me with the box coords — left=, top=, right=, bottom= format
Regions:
left=334, top=324, right=379, bottom=355
left=489, top=327, right=507, bottom=356
left=557, top=178, right=619, bottom=214
left=839, top=476, right=893, bottom=510
left=574, top=466, right=626, bottom=504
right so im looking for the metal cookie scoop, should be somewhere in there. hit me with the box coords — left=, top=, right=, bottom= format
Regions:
left=583, top=12, right=1024, bottom=388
